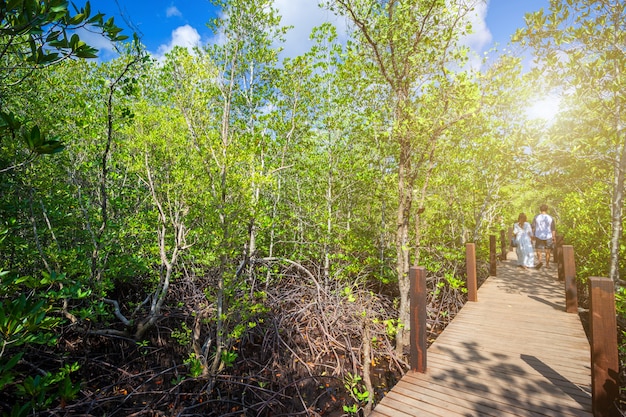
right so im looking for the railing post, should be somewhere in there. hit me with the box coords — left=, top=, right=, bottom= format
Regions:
left=466, top=243, right=477, bottom=302
left=589, top=277, right=619, bottom=417
left=562, top=245, right=577, bottom=313
left=410, top=266, right=427, bottom=373
left=500, top=229, right=507, bottom=260
left=489, top=235, right=497, bottom=276
left=555, top=234, right=564, bottom=281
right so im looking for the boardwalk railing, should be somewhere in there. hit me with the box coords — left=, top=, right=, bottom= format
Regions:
left=407, top=233, right=620, bottom=417
left=589, top=277, right=619, bottom=417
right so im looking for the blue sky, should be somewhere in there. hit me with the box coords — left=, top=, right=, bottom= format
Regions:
left=86, top=0, right=551, bottom=62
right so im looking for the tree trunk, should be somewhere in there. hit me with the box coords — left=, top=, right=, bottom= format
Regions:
left=609, top=129, right=626, bottom=283
left=395, top=138, right=412, bottom=354
left=324, top=152, right=333, bottom=288
left=362, top=321, right=374, bottom=416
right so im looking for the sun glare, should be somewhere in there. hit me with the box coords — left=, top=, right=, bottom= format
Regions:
left=526, top=95, right=561, bottom=122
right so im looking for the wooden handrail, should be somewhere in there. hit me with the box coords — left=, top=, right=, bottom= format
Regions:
left=407, top=237, right=619, bottom=417
left=410, top=245, right=477, bottom=372
left=409, top=266, right=427, bottom=373
left=466, top=243, right=477, bottom=302
left=589, top=277, right=619, bottom=417
left=555, top=234, right=564, bottom=281
left=489, top=235, right=497, bottom=276
left=500, top=230, right=507, bottom=260
left=562, top=245, right=577, bottom=313
left=557, top=246, right=619, bottom=415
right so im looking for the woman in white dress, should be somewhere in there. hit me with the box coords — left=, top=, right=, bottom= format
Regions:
left=513, top=213, right=538, bottom=269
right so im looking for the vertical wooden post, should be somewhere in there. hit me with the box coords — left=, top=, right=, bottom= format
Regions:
left=489, top=235, right=497, bottom=276
left=500, top=230, right=507, bottom=260
left=410, top=266, right=427, bottom=373
left=562, top=245, right=577, bottom=313
left=555, top=234, right=564, bottom=281
left=466, top=243, right=477, bottom=302
left=589, top=277, right=619, bottom=417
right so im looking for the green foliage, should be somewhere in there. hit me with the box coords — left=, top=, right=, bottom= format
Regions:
left=184, top=354, right=204, bottom=378
left=218, top=283, right=269, bottom=344
left=0, top=0, right=130, bottom=170
left=616, top=287, right=626, bottom=317
left=342, top=372, right=370, bottom=415
left=441, top=273, right=467, bottom=294
left=515, top=0, right=626, bottom=282
left=0, top=273, right=63, bottom=350
left=343, top=404, right=359, bottom=416
left=19, top=124, right=65, bottom=155
left=0, top=271, right=82, bottom=414
left=136, top=340, right=150, bottom=355
left=2, top=0, right=624, bottom=414
left=0, top=0, right=127, bottom=66
left=220, top=349, right=238, bottom=368
left=557, top=183, right=611, bottom=279
left=372, top=318, right=403, bottom=340
left=13, top=363, right=80, bottom=413
left=171, top=322, right=193, bottom=346
left=341, top=286, right=357, bottom=302
left=0, top=295, right=59, bottom=346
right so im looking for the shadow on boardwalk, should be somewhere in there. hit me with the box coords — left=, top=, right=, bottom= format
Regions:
left=369, top=251, right=592, bottom=417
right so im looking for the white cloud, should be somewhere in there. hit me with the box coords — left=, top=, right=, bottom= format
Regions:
left=273, top=0, right=347, bottom=59
left=74, top=26, right=118, bottom=61
left=463, top=1, right=492, bottom=52
left=272, top=0, right=488, bottom=63
left=166, top=6, right=182, bottom=18
left=155, top=24, right=201, bottom=59
left=202, top=1, right=347, bottom=59
left=81, top=31, right=116, bottom=53
left=460, top=1, right=492, bottom=70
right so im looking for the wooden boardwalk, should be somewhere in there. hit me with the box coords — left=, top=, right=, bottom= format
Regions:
left=369, top=252, right=592, bottom=417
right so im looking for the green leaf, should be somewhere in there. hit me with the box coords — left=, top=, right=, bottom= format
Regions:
left=1, top=352, right=24, bottom=374
left=50, top=3, right=69, bottom=13
left=68, top=13, right=85, bottom=25
left=69, top=33, right=80, bottom=49
left=34, top=140, right=65, bottom=155
left=74, top=47, right=98, bottom=59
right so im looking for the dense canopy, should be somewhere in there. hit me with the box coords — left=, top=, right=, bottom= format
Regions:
left=1, top=0, right=624, bottom=415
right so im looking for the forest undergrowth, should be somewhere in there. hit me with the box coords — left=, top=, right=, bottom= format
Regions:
left=0, top=254, right=488, bottom=417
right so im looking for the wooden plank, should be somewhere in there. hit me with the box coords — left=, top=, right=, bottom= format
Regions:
left=368, top=252, right=592, bottom=417
left=385, top=378, right=518, bottom=417
left=435, top=329, right=589, bottom=349
left=375, top=389, right=469, bottom=417
left=431, top=331, right=590, bottom=358
left=436, top=319, right=588, bottom=340
left=401, top=372, right=590, bottom=417
left=425, top=352, right=591, bottom=387
left=369, top=401, right=416, bottom=417
left=420, top=358, right=591, bottom=407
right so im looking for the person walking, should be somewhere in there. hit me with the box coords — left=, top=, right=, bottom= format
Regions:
left=513, top=213, right=539, bottom=269
left=532, top=204, right=556, bottom=268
